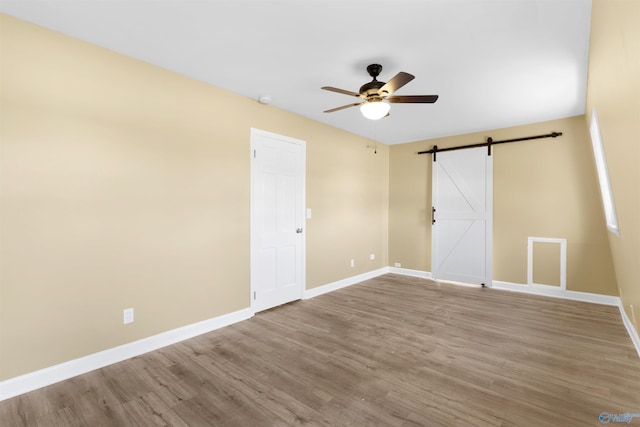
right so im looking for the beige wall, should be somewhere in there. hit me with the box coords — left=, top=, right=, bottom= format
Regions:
left=0, top=15, right=389, bottom=380
left=586, top=1, right=640, bottom=331
left=389, top=116, right=618, bottom=296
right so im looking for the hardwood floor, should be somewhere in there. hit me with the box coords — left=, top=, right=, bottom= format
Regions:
left=2, top=274, right=639, bottom=426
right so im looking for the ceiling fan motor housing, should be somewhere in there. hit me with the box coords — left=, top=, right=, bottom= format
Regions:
left=359, top=81, right=385, bottom=98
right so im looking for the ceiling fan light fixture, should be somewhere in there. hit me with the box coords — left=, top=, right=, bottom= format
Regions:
left=360, top=99, right=390, bottom=120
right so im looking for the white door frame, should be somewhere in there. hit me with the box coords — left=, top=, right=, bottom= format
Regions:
left=431, top=147, right=493, bottom=287
left=250, top=128, right=306, bottom=313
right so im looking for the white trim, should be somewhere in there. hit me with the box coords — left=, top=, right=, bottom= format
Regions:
left=388, top=267, right=432, bottom=279
left=0, top=308, right=253, bottom=401
left=618, top=302, right=640, bottom=359
left=303, top=267, right=389, bottom=299
left=527, top=237, right=567, bottom=290
left=492, top=280, right=619, bottom=305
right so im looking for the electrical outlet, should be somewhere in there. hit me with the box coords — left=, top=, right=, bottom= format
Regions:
left=123, top=308, right=134, bottom=324
left=394, top=262, right=401, bottom=267
left=370, top=254, right=375, bottom=260
left=350, top=259, right=355, bottom=267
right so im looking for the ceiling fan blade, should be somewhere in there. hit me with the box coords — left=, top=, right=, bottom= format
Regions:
left=379, top=72, right=415, bottom=96
left=321, top=86, right=362, bottom=97
left=323, top=102, right=363, bottom=113
left=387, top=95, right=439, bottom=103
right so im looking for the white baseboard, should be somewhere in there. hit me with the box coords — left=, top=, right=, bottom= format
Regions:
left=388, top=267, right=433, bottom=279
left=303, top=267, right=390, bottom=299
left=491, top=280, right=620, bottom=306
left=619, top=302, right=640, bottom=359
left=0, top=308, right=253, bottom=401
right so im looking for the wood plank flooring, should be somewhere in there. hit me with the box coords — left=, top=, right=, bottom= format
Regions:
left=2, top=274, right=639, bottom=426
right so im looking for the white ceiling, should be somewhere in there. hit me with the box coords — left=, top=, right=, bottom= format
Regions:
left=1, top=0, right=592, bottom=145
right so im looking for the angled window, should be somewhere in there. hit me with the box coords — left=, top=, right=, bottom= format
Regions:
left=589, top=108, right=619, bottom=236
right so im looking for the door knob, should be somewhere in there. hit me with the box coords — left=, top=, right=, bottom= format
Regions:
left=296, top=228, right=303, bottom=233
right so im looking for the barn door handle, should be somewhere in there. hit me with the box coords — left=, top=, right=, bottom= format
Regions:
left=296, top=228, right=303, bottom=234
left=432, top=207, right=436, bottom=225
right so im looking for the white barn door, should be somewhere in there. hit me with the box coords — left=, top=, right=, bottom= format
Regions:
left=431, top=147, right=492, bottom=286
left=251, top=129, right=305, bottom=312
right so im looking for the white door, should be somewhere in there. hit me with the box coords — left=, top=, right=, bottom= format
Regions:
left=251, top=129, right=305, bottom=312
left=431, top=147, right=492, bottom=286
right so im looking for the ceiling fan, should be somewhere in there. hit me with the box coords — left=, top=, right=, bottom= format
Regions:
left=322, top=64, right=439, bottom=120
